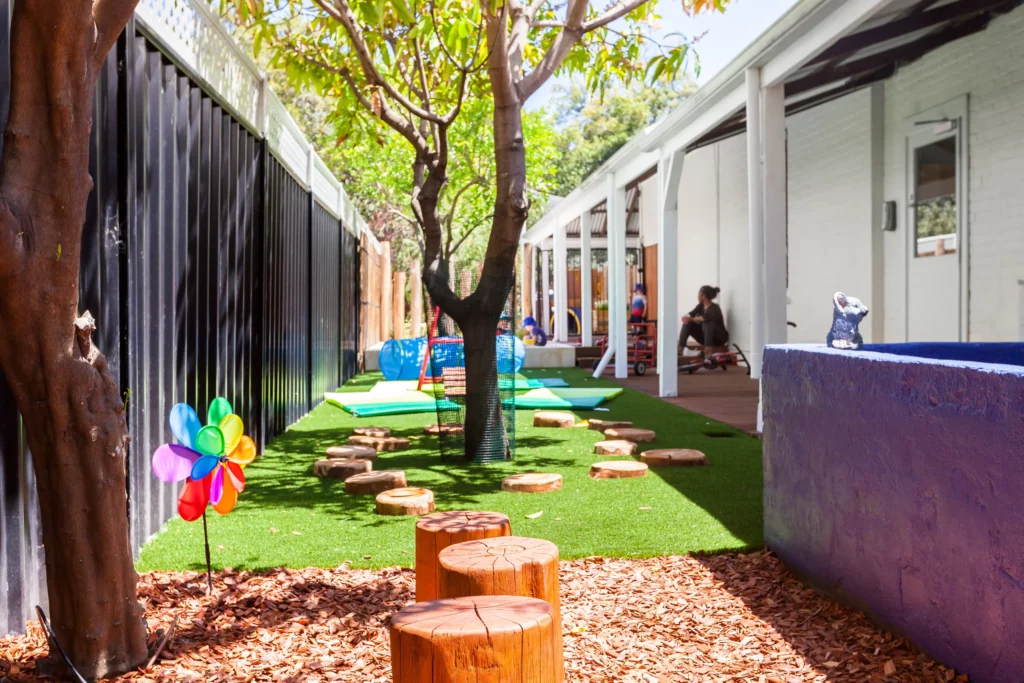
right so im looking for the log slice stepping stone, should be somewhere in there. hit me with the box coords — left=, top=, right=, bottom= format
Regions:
left=376, top=487, right=435, bottom=516
left=423, top=423, right=464, bottom=436
left=533, top=411, right=575, bottom=428
left=589, top=460, right=648, bottom=479
left=348, top=435, right=411, bottom=452
left=353, top=426, right=391, bottom=438
left=588, top=419, right=633, bottom=433
left=415, top=510, right=512, bottom=602
left=594, top=440, right=637, bottom=456
left=389, top=596, right=563, bottom=683
left=325, top=444, right=378, bottom=461
left=501, top=473, right=563, bottom=493
left=604, top=427, right=656, bottom=443
left=345, top=470, right=407, bottom=495
left=437, top=536, right=562, bottom=651
left=641, top=449, right=708, bottom=467
left=314, top=458, right=371, bottom=480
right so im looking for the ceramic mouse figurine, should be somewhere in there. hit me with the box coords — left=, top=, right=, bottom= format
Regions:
left=826, top=292, right=869, bottom=350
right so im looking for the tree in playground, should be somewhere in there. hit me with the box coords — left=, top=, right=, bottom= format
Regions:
left=0, top=1, right=149, bottom=677
left=228, top=0, right=730, bottom=461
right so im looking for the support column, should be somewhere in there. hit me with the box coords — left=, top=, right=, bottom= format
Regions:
left=393, top=271, right=407, bottom=339
left=745, top=68, right=766, bottom=380
left=762, top=83, right=788, bottom=346
left=553, top=221, right=568, bottom=342
left=541, top=248, right=551, bottom=335
left=608, top=175, right=628, bottom=379
left=410, top=260, right=423, bottom=338
left=580, top=210, right=593, bottom=347
left=657, top=148, right=685, bottom=398
left=520, top=242, right=532, bottom=322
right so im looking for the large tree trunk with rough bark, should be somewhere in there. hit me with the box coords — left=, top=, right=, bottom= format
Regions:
left=0, top=2, right=148, bottom=678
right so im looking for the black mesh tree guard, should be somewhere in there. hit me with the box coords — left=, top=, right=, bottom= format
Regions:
left=427, top=267, right=517, bottom=463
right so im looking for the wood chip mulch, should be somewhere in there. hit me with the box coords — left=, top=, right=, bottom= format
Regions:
left=0, top=551, right=964, bottom=682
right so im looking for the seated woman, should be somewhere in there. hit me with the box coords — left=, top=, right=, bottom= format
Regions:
left=679, top=285, right=729, bottom=352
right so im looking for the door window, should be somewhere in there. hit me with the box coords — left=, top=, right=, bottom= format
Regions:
left=913, top=136, right=957, bottom=257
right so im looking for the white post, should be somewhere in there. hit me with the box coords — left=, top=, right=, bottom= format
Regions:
left=762, top=83, right=788, bottom=346
left=658, top=148, right=685, bottom=397
left=256, top=76, right=269, bottom=138
left=608, top=174, right=628, bottom=379
left=553, top=221, right=568, bottom=343
left=541, top=248, right=551, bottom=335
left=745, top=68, right=766, bottom=380
left=580, top=210, right=594, bottom=346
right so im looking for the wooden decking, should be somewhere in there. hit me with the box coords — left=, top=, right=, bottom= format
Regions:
left=608, top=368, right=760, bottom=434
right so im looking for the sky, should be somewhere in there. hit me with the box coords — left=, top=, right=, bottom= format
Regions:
left=525, top=0, right=800, bottom=111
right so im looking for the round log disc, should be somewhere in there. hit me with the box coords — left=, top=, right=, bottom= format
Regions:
left=533, top=411, right=575, bottom=428
left=437, top=536, right=562, bottom=640
left=390, top=596, right=563, bottom=683
left=594, top=440, right=637, bottom=456
left=415, top=511, right=512, bottom=602
left=604, top=427, right=656, bottom=443
left=589, top=460, right=648, bottom=479
left=325, top=444, right=378, bottom=461
left=349, top=435, right=411, bottom=452
left=353, top=426, right=391, bottom=438
left=345, top=470, right=407, bottom=495
left=423, top=423, right=464, bottom=436
left=587, top=419, right=633, bottom=433
left=314, top=458, right=371, bottom=480
left=376, top=487, right=435, bottom=516
left=640, top=449, right=708, bottom=467
left=501, top=473, right=563, bottom=493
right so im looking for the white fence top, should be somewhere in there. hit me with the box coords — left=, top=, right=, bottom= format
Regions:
left=135, top=0, right=367, bottom=236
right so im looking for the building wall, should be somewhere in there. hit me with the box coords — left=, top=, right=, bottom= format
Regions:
left=881, top=5, right=1024, bottom=342
left=786, top=88, right=877, bottom=343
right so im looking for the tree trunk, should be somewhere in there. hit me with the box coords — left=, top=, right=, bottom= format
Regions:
left=0, top=3, right=148, bottom=678
left=460, top=314, right=508, bottom=461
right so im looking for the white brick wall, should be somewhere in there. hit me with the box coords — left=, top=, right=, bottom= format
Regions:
left=882, top=5, right=1024, bottom=341
left=787, top=89, right=876, bottom=343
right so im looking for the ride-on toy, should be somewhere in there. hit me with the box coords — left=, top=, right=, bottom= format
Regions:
left=679, top=344, right=752, bottom=375
left=593, top=322, right=657, bottom=376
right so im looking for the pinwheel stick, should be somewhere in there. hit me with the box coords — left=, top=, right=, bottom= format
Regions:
left=202, top=511, right=213, bottom=595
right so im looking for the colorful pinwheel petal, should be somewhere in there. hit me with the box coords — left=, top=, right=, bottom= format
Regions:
left=178, top=477, right=210, bottom=522
left=152, top=444, right=200, bottom=483
left=219, top=414, right=244, bottom=453
left=195, top=425, right=225, bottom=456
left=191, top=454, right=221, bottom=481
left=169, top=403, right=201, bottom=451
left=208, top=397, right=233, bottom=428
left=228, top=435, right=257, bottom=467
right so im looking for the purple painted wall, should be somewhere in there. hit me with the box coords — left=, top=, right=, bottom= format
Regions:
left=762, top=344, right=1024, bottom=683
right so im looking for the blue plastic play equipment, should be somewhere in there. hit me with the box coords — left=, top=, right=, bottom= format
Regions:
left=380, top=334, right=525, bottom=380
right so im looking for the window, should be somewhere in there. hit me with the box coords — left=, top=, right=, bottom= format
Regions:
left=914, top=137, right=957, bottom=257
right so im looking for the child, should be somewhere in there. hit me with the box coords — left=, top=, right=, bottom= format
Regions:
left=522, top=316, right=548, bottom=346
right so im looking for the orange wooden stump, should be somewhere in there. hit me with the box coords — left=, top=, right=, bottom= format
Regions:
left=604, top=427, right=656, bottom=443
left=345, top=470, right=407, bottom=494
left=353, top=426, right=391, bottom=438
left=415, top=510, right=512, bottom=602
left=313, top=459, right=371, bottom=480
left=376, top=487, right=435, bottom=516
left=587, top=419, right=633, bottom=433
left=348, top=435, right=411, bottom=451
left=533, top=411, right=575, bottom=428
left=594, top=439, right=637, bottom=456
left=501, top=472, right=563, bottom=493
left=589, top=461, right=648, bottom=479
left=640, top=449, right=708, bottom=467
left=325, top=444, right=377, bottom=460
left=437, top=536, right=561, bottom=639
left=423, top=423, right=464, bottom=436
left=390, top=596, right=563, bottom=683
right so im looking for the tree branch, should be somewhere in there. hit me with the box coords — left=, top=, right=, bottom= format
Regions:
left=516, top=0, right=590, bottom=100
left=582, top=0, right=650, bottom=32
left=92, top=0, right=141, bottom=67
left=531, top=20, right=565, bottom=28
left=317, top=0, right=446, bottom=125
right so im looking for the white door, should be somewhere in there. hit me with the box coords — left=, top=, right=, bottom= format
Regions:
left=907, top=122, right=962, bottom=341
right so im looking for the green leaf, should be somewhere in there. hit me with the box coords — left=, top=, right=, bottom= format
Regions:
left=392, top=0, right=416, bottom=24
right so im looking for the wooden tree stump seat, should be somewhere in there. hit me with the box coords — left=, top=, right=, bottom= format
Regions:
left=501, top=473, right=563, bottom=493
left=589, top=460, right=648, bottom=479
left=640, top=449, right=708, bottom=467
left=345, top=470, right=407, bottom=495
left=325, top=444, right=378, bottom=460
left=533, top=411, right=575, bottom=428
left=348, top=435, right=411, bottom=451
left=390, top=596, right=563, bottom=682
left=587, top=419, right=633, bottom=433
left=594, top=439, right=637, bottom=456
left=423, top=423, right=464, bottom=436
left=437, top=536, right=562, bottom=640
left=376, top=487, right=435, bottom=516
left=352, top=426, right=391, bottom=438
left=314, top=459, right=371, bottom=480
left=415, top=510, right=512, bottom=602
left=604, top=427, right=656, bottom=443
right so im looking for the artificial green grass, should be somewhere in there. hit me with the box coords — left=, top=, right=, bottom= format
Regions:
left=135, top=368, right=763, bottom=572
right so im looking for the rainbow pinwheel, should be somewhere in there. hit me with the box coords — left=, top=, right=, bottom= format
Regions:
left=151, top=397, right=256, bottom=521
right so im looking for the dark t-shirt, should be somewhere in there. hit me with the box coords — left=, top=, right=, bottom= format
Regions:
left=530, top=327, right=548, bottom=346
